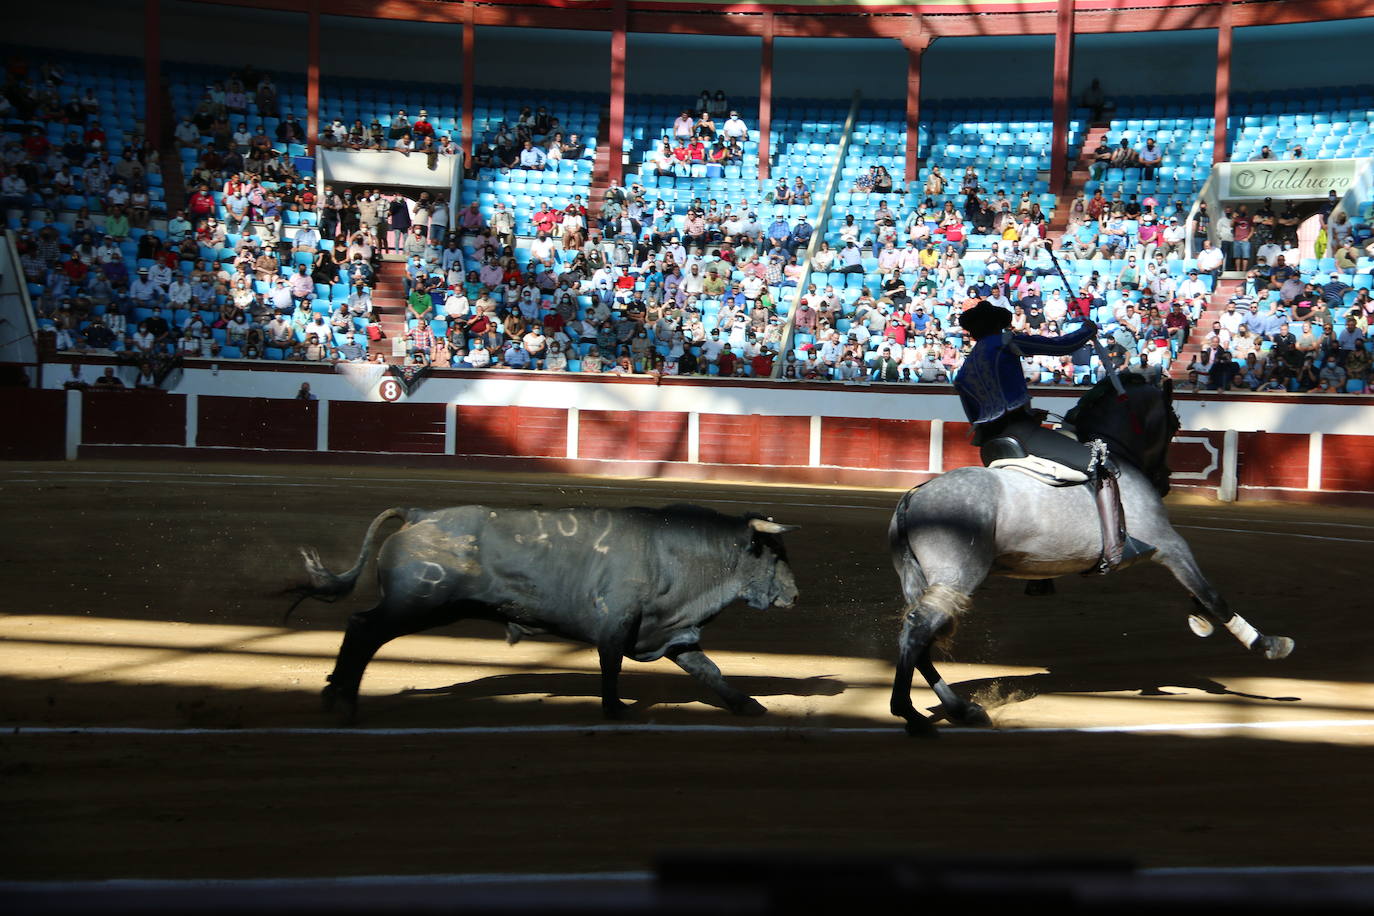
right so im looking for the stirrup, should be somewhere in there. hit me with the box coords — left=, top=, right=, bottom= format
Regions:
left=1088, top=536, right=1157, bottom=576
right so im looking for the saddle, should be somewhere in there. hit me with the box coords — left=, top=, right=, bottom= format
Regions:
left=981, top=437, right=1088, bottom=486
left=979, top=426, right=1155, bottom=575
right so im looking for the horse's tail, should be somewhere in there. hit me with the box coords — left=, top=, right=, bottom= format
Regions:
left=282, top=507, right=408, bottom=622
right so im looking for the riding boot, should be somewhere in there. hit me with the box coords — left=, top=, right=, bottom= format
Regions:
left=1091, top=464, right=1156, bottom=575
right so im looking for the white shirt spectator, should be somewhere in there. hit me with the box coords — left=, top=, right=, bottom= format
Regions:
left=1043, top=292, right=1068, bottom=324
left=1255, top=242, right=1282, bottom=266
left=167, top=278, right=193, bottom=306
left=148, top=263, right=173, bottom=290
left=270, top=283, right=294, bottom=312
left=1177, top=275, right=1208, bottom=300
left=519, top=145, right=546, bottom=169
left=129, top=276, right=161, bottom=302
left=294, top=227, right=321, bottom=251
left=530, top=236, right=556, bottom=262
left=722, top=115, right=749, bottom=140
left=443, top=291, right=470, bottom=319
left=1195, top=246, right=1224, bottom=274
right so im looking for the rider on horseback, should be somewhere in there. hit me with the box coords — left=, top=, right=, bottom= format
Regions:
left=954, top=300, right=1155, bottom=573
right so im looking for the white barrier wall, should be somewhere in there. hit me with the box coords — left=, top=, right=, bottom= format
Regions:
left=318, top=148, right=456, bottom=189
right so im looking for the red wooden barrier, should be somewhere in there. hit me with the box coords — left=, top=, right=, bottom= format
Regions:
left=1238, top=432, right=1309, bottom=490
left=821, top=417, right=931, bottom=471
left=455, top=406, right=566, bottom=458
left=579, top=410, right=688, bottom=463
left=82, top=390, right=184, bottom=445
left=2, top=388, right=66, bottom=459
left=698, top=414, right=809, bottom=466
left=941, top=421, right=983, bottom=470
left=198, top=396, right=316, bottom=450
left=1321, top=434, right=1374, bottom=493
left=331, top=402, right=446, bottom=454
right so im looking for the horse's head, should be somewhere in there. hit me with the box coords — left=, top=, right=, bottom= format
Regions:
left=1069, top=374, right=1181, bottom=496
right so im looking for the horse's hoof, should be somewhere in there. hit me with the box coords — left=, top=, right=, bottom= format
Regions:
left=904, top=717, right=940, bottom=739
left=1260, top=635, right=1295, bottom=660
left=1188, top=614, right=1215, bottom=638
left=322, top=687, right=357, bottom=725
left=731, top=697, right=767, bottom=717
left=954, top=704, right=993, bottom=728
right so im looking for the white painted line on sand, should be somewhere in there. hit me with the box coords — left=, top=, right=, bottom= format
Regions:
left=1182, top=514, right=1374, bottom=531
left=7, top=719, right=1373, bottom=739
left=5, top=865, right=1374, bottom=893
left=1174, top=524, right=1374, bottom=545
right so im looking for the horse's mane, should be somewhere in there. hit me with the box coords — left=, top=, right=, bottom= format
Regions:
left=1067, top=374, right=1180, bottom=497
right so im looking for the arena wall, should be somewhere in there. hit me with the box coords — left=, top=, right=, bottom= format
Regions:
left=24, top=368, right=1374, bottom=505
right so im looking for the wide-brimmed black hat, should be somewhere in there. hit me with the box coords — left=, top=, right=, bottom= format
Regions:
left=959, top=300, right=1012, bottom=339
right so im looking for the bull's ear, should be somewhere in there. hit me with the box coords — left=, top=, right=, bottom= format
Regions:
left=749, top=518, right=799, bottom=535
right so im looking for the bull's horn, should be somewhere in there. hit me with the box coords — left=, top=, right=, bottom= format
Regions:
left=749, top=518, right=799, bottom=534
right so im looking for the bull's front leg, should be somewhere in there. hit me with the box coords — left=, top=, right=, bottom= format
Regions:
left=667, top=645, right=765, bottom=716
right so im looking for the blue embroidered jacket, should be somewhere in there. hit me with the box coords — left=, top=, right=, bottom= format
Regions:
left=954, top=326, right=1096, bottom=426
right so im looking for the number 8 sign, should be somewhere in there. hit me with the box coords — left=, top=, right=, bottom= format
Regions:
left=378, top=378, right=403, bottom=402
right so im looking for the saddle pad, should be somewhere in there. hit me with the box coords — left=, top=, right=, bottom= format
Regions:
left=989, top=455, right=1089, bottom=486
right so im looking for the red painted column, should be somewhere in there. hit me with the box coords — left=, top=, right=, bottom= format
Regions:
left=608, top=0, right=626, bottom=186
left=1050, top=0, right=1075, bottom=191
left=1214, top=1, right=1233, bottom=163
left=461, top=6, right=475, bottom=158
left=759, top=12, right=774, bottom=182
left=306, top=1, right=320, bottom=155
left=144, top=0, right=162, bottom=144
left=903, top=31, right=929, bottom=186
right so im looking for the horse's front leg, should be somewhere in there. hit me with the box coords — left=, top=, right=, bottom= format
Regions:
left=1153, top=535, right=1294, bottom=660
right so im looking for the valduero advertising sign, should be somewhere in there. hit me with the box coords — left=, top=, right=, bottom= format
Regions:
left=1225, top=159, right=1361, bottom=200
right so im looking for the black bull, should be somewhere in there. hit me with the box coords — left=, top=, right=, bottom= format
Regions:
left=289, top=504, right=800, bottom=721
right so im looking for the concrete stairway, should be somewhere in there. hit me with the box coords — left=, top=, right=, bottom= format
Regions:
left=367, top=260, right=410, bottom=364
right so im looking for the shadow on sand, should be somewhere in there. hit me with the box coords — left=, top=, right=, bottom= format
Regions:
left=397, top=672, right=847, bottom=714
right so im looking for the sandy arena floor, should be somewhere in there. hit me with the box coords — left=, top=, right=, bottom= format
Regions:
left=1, top=460, right=1371, bottom=880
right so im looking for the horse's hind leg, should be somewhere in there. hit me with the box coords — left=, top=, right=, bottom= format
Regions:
left=889, top=546, right=988, bottom=735
left=1153, top=535, right=1294, bottom=660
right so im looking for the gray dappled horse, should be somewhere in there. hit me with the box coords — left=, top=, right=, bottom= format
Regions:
left=888, top=376, right=1294, bottom=737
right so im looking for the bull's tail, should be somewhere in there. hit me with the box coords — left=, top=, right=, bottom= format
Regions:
left=283, top=508, right=408, bottom=622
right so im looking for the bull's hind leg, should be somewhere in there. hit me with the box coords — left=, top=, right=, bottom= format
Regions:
left=667, top=645, right=765, bottom=716
left=1153, top=534, right=1294, bottom=660
left=323, top=603, right=466, bottom=722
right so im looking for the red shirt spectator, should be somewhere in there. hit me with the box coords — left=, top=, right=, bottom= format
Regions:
left=24, top=131, right=49, bottom=159
left=188, top=189, right=214, bottom=219
left=717, top=350, right=738, bottom=376
left=750, top=352, right=774, bottom=377
left=533, top=206, right=560, bottom=234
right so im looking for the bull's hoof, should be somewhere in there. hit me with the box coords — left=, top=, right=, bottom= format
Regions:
left=1260, top=635, right=1295, bottom=660
left=601, top=699, right=631, bottom=720
left=951, top=703, right=992, bottom=728
left=1188, top=614, right=1215, bottom=638
left=730, top=697, right=767, bottom=717
left=904, top=717, right=940, bottom=739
